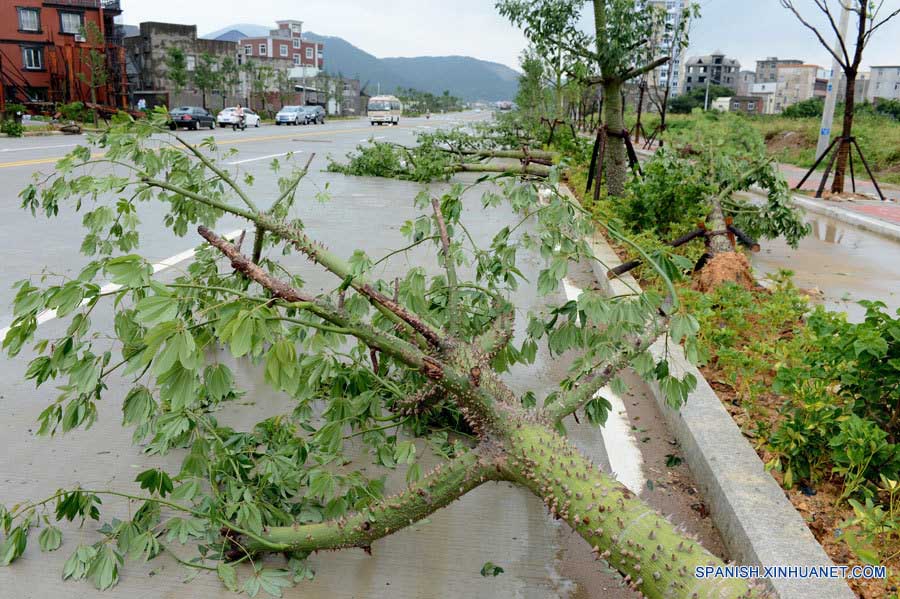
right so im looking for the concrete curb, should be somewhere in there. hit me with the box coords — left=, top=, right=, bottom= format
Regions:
left=559, top=185, right=855, bottom=598
left=791, top=194, right=900, bottom=243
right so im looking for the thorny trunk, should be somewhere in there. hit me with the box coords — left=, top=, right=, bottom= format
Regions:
left=603, top=80, right=628, bottom=197
left=832, top=72, right=856, bottom=194
left=196, top=224, right=759, bottom=599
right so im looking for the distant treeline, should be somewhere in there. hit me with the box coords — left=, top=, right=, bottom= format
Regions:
left=395, top=88, right=465, bottom=116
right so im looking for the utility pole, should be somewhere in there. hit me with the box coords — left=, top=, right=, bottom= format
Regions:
left=816, top=2, right=850, bottom=161
left=703, top=71, right=711, bottom=110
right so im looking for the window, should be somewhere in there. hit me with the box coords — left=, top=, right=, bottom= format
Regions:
left=22, top=46, right=43, bottom=70
left=59, top=11, right=83, bottom=35
left=280, top=44, right=288, bottom=57
left=293, top=54, right=300, bottom=65
left=305, top=47, right=313, bottom=60
left=244, top=45, right=252, bottom=55
left=747, top=102, right=756, bottom=110
left=17, top=8, right=40, bottom=32
left=259, top=44, right=266, bottom=55
left=293, top=38, right=300, bottom=49
left=186, top=55, right=195, bottom=71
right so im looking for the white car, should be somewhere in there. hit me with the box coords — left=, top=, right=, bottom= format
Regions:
left=217, top=107, right=260, bottom=128
left=275, top=106, right=304, bottom=126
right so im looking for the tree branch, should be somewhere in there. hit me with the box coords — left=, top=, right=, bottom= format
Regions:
left=253, top=153, right=316, bottom=263
left=621, top=56, right=670, bottom=82
left=173, top=133, right=260, bottom=214
left=431, top=197, right=460, bottom=332
left=780, top=0, right=850, bottom=70
left=239, top=451, right=498, bottom=554
left=546, top=316, right=667, bottom=423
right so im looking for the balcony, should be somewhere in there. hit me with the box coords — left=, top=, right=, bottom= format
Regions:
left=43, top=0, right=122, bottom=11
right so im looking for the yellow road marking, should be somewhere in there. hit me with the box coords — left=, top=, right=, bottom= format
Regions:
left=0, top=124, right=410, bottom=169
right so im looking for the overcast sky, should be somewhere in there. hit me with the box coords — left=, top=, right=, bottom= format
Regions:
left=121, top=0, right=900, bottom=72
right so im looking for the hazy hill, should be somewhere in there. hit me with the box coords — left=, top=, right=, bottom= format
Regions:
left=199, top=26, right=519, bottom=101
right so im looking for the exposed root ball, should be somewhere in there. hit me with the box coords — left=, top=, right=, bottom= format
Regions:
left=693, top=252, right=755, bottom=292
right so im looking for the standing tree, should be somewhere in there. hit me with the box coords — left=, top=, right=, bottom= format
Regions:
left=219, top=56, right=240, bottom=109
left=781, top=0, right=900, bottom=194
left=243, top=61, right=275, bottom=115
left=0, top=110, right=761, bottom=599
left=164, top=47, right=188, bottom=103
left=645, top=3, right=698, bottom=148
left=498, top=0, right=672, bottom=196
left=75, top=22, right=109, bottom=127
left=275, top=68, right=295, bottom=110
left=192, top=52, right=221, bottom=111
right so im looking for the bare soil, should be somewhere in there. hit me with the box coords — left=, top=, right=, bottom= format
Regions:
left=692, top=252, right=755, bottom=292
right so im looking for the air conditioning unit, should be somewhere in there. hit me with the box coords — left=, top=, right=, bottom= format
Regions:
left=74, top=33, right=86, bottom=43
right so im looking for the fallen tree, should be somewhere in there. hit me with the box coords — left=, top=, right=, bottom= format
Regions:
left=327, top=125, right=555, bottom=182
left=1, top=109, right=763, bottom=598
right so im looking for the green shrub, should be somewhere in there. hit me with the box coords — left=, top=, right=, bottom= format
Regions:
left=782, top=97, right=824, bottom=118
left=1, top=120, right=24, bottom=137
left=59, top=101, right=88, bottom=122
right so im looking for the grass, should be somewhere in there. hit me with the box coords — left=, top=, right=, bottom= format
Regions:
left=627, top=110, right=900, bottom=186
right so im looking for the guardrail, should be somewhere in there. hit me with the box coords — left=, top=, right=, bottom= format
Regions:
left=44, top=0, right=121, bottom=10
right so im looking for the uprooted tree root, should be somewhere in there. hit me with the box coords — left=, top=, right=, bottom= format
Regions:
left=693, top=252, right=756, bottom=293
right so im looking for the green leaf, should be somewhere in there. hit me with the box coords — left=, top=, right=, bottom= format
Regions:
left=218, top=562, right=239, bottom=592
left=135, top=468, right=174, bottom=497
left=38, top=525, right=63, bottom=552
left=480, top=561, right=504, bottom=577
left=86, top=544, right=120, bottom=590
left=134, top=294, right=178, bottom=325
left=0, top=526, right=26, bottom=565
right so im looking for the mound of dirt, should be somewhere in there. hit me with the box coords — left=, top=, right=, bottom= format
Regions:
left=765, top=130, right=810, bottom=154
left=693, top=252, right=755, bottom=292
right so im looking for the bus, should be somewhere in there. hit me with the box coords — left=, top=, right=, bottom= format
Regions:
left=368, top=95, right=402, bottom=126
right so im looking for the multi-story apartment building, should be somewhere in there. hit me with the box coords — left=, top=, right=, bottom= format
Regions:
left=736, top=70, right=756, bottom=95
left=125, top=22, right=241, bottom=108
left=239, top=20, right=323, bottom=72
left=773, top=64, right=827, bottom=113
left=867, top=66, right=900, bottom=101
left=0, top=0, right=127, bottom=109
left=647, top=0, right=690, bottom=97
left=756, top=57, right=803, bottom=83
left=682, top=52, right=740, bottom=94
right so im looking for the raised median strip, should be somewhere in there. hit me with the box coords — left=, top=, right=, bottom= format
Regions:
left=558, top=184, right=856, bottom=599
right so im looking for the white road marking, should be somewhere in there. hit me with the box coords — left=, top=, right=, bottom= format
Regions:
left=0, top=142, right=80, bottom=153
left=226, top=152, right=293, bottom=165
left=0, top=229, right=243, bottom=340
left=358, top=135, right=386, bottom=142
left=562, top=277, right=646, bottom=494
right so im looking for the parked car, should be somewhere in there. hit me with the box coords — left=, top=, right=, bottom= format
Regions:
left=275, top=106, right=304, bottom=126
left=303, top=105, right=326, bottom=125
left=168, top=107, right=216, bottom=130
left=217, top=107, right=260, bottom=128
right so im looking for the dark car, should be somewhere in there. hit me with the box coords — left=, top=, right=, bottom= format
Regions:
left=168, top=106, right=216, bottom=131
left=301, top=105, right=326, bottom=125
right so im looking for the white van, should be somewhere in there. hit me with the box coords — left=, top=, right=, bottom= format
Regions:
left=368, top=95, right=402, bottom=125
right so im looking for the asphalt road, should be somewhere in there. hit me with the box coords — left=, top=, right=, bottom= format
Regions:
left=0, top=112, right=715, bottom=598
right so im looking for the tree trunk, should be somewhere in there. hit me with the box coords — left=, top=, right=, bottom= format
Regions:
left=603, top=80, right=628, bottom=196
left=90, top=86, right=98, bottom=128
left=831, top=72, right=856, bottom=194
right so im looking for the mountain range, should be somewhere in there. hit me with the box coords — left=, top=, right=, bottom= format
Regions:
left=200, top=24, right=520, bottom=102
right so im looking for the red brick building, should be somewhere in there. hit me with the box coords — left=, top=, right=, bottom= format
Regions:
left=239, top=20, right=323, bottom=70
left=0, top=0, right=127, bottom=110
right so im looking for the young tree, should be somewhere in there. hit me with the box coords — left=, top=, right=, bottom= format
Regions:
left=498, top=0, right=672, bottom=196
left=1, top=110, right=760, bottom=599
left=76, top=22, right=109, bottom=127
left=192, top=52, right=221, bottom=110
left=275, top=68, right=295, bottom=110
left=219, top=56, right=241, bottom=109
left=242, top=61, right=275, bottom=115
left=164, top=47, right=188, bottom=101
left=645, top=3, right=698, bottom=147
left=781, top=0, right=900, bottom=193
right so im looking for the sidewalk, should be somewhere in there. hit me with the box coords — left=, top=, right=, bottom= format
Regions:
left=778, top=161, right=900, bottom=204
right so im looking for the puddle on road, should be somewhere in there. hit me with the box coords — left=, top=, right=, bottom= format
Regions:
left=752, top=213, right=900, bottom=321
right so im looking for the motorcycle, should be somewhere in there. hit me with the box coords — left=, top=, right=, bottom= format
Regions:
left=232, top=114, right=246, bottom=131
